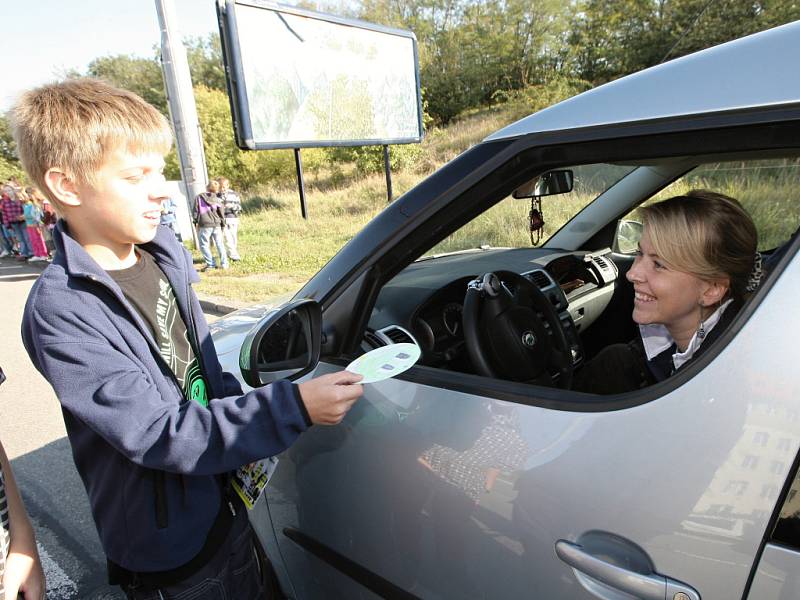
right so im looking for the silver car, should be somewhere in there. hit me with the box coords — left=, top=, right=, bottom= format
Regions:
left=211, top=21, right=800, bottom=600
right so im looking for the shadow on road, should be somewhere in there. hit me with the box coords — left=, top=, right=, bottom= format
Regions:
left=12, top=437, right=125, bottom=599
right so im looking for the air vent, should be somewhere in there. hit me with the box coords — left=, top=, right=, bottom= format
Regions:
left=377, top=326, right=417, bottom=346
left=528, top=270, right=551, bottom=289
left=594, top=256, right=609, bottom=269
left=363, top=330, right=385, bottom=349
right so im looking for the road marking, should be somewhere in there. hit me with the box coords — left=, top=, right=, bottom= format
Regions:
left=38, top=542, right=78, bottom=599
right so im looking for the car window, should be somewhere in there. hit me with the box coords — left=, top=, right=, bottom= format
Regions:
left=618, top=158, right=800, bottom=253
left=424, top=163, right=636, bottom=257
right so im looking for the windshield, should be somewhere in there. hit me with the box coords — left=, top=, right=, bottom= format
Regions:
left=422, top=163, right=636, bottom=258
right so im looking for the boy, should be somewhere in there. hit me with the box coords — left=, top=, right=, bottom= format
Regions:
left=12, top=78, right=362, bottom=598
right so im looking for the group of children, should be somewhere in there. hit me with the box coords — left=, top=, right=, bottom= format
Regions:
left=0, top=182, right=56, bottom=262
left=3, top=77, right=363, bottom=600
left=192, top=176, right=242, bottom=270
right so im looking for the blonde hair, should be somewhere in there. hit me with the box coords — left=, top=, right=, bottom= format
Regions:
left=25, top=186, right=45, bottom=208
left=9, top=78, right=172, bottom=214
left=642, top=190, right=758, bottom=302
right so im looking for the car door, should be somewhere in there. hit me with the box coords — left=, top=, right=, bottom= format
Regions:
left=259, top=240, right=800, bottom=599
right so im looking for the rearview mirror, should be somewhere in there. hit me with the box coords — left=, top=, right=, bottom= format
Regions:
left=239, top=299, right=322, bottom=388
left=513, top=169, right=574, bottom=199
left=613, top=219, right=644, bottom=254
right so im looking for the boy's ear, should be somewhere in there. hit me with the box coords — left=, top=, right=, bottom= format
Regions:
left=44, top=168, right=81, bottom=207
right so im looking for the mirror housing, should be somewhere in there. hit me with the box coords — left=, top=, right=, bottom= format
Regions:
left=513, top=169, right=574, bottom=199
left=239, top=299, right=322, bottom=388
left=613, top=219, right=644, bottom=254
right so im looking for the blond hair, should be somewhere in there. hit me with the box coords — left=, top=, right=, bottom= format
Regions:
left=642, top=190, right=758, bottom=302
left=9, top=78, right=172, bottom=214
left=25, top=186, right=46, bottom=208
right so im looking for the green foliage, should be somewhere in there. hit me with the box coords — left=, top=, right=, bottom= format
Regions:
left=184, top=34, right=227, bottom=90
left=0, top=115, right=25, bottom=182
left=0, top=156, right=26, bottom=184
left=193, top=86, right=295, bottom=189
left=0, top=115, right=18, bottom=164
left=87, top=54, right=168, bottom=113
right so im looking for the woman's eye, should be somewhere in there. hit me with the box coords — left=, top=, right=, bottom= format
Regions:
left=654, top=260, right=666, bottom=270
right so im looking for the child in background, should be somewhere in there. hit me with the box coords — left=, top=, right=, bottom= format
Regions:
left=1, top=186, right=31, bottom=259
left=40, top=194, right=58, bottom=255
left=21, top=188, right=48, bottom=262
left=218, top=177, right=242, bottom=262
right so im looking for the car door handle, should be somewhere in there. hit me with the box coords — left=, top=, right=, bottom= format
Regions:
left=555, top=539, right=701, bottom=600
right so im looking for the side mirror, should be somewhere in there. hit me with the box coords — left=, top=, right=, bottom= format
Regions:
left=613, top=219, right=643, bottom=254
left=513, top=169, right=574, bottom=199
left=239, top=299, right=322, bottom=388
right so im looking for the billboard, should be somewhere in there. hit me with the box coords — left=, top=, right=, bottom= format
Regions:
left=217, top=0, right=424, bottom=150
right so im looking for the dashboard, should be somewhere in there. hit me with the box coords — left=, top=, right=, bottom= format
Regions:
left=366, top=246, right=619, bottom=375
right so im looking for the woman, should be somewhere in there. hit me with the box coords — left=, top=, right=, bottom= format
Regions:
left=575, top=190, right=761, bottom=394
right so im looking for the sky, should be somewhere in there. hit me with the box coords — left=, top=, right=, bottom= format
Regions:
left=1, top=0, right=220, bottom=111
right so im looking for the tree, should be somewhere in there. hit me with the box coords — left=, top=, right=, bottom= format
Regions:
left=184, top=34, right=227, bottom=91
left=193, top=85, right=295, bottom=189
left=87, top=54, right=168, bottom=114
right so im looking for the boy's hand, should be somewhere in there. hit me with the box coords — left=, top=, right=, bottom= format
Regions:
left=298, top=371, right=363, bottom=425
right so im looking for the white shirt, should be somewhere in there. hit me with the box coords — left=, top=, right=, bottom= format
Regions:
left=639, top=298, right=734, bottom=371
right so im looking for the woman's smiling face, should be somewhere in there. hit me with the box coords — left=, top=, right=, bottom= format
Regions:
left=626, top=228, right=712, bottom=343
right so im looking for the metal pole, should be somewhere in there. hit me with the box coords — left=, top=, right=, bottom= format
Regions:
left=155, top=0, right=206, bottom=247
left=294, top=149, right=308, bottom=220
left=383, top=144, right=393, bottom=202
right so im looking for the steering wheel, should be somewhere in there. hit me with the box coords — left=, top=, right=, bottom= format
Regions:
left=462, top=271, right=574, bottom=388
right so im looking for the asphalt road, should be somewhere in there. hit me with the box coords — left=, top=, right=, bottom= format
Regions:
left=0, top=257, right=217, bottom=599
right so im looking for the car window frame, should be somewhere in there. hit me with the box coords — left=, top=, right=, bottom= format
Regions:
left=304, top=104, right=800, bottom=413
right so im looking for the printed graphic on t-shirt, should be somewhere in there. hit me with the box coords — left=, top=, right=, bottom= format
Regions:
left=185, top=359, right=208, bottom=407
left=109, top=249, right=211, bottom=409
left=156, top=279, right=191, bottom=381
left=155, top=279, right=208, bottom=407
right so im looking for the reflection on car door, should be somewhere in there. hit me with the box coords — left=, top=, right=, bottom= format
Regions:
left=264, top=261, right=800, bottom=600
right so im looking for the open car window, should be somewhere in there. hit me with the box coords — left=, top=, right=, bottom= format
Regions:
left=423, top=163, right=637, bottom=257
left=619, top=158, right=800, bottom=253
left=367, top=153, right=800, bottom=400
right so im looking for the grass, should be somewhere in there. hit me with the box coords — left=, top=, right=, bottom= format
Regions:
left=193, top=102, right=528, bottom=304
left=194, top=106, right=800, bottom=305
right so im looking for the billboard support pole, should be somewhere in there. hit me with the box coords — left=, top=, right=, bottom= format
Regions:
left=294, top=148, right=308, bottom=219
left=383, top=145, right=393, bottom=203
left=156, top=0, right=204, bottom=248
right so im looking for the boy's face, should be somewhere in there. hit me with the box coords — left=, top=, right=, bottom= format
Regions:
left=73, top=147, right=169, bottom=249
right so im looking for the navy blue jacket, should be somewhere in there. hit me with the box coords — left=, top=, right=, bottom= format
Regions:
left=21, top=222, right=309, bottom=572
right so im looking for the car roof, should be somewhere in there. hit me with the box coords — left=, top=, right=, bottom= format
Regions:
left=485, top=20, right=800, bottom=142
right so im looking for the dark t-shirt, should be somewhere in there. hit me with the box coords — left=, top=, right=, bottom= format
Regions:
left=108, top=249, right=209, bottom=406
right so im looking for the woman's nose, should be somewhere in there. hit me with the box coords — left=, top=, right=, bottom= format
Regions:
left=627, top=260, right=644, bottom=283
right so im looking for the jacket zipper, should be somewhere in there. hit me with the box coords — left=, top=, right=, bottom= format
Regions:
left=82, top=271, right=207, bottom=530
